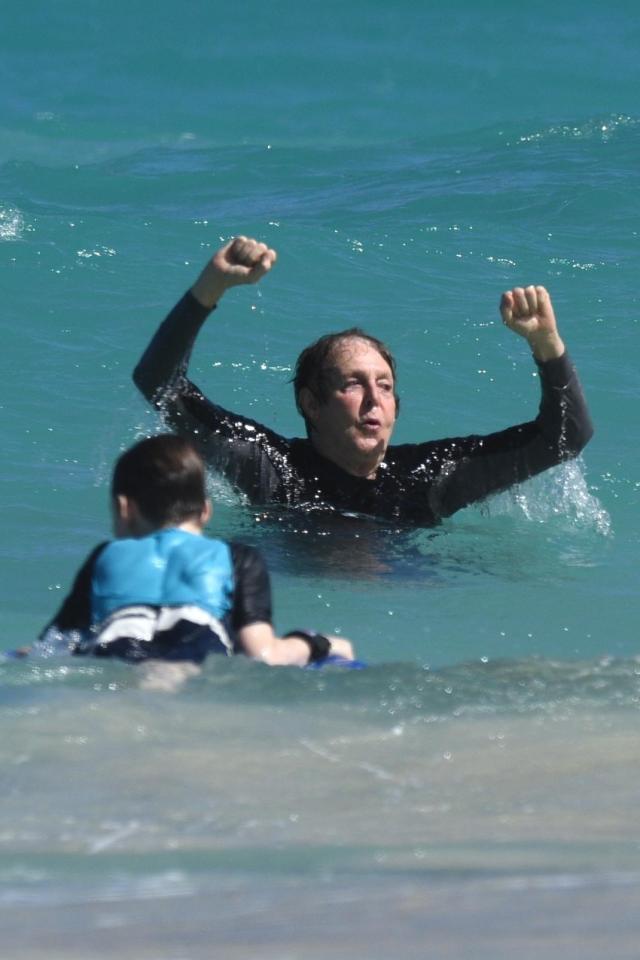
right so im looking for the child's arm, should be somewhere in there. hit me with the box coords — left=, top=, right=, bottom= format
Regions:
left=39, top=543, right=107, bottom=637
left=229, top=543, right=356, bottom=665
left=14, top=544, right=108, bottom=657
left=236, top=622, right=354, bottom=667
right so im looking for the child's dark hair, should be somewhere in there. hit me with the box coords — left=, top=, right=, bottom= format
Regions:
left=111, top=434, right=207, bottom=526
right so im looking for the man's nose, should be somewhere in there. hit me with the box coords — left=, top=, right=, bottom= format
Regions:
left=362, top=380, right=379, bottom=408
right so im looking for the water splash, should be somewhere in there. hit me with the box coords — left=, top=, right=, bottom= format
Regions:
left=0, top=207, right=25, bottom=241
left=512, top=113, right=638, bottom=146
left=482, top=460, right=611, bottom=535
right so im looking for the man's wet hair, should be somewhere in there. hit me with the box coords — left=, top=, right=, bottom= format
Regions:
left=111, top=434, right=207, bottom=526
left=292, top=328, right=399, bottom=434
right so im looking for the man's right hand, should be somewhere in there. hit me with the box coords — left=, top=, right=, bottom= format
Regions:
left=191, top=236, right=277, bottom=309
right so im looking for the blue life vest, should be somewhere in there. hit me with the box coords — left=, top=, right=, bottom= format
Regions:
left=91, top=529, right=234, bottom=625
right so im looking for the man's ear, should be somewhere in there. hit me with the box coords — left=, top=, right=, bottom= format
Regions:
left=201, top=499, right=213, bottom=526
left=298, top=387, right=318, bottom=426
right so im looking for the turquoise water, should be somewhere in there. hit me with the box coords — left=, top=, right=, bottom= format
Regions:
left=2, top=3, right=640, bottom=957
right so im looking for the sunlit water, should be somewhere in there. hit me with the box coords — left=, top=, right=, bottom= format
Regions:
left=1, top=2, right=639, bottom=957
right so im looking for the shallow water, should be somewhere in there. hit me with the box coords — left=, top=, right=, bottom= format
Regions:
left=2, top=654, right=640, bottom=957
left=2, top=1, right=640, bottom=956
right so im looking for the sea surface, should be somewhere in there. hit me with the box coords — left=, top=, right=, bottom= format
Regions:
left=1, top=2, right=639, bottom=957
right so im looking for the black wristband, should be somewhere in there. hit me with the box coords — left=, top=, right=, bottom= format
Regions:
left=284, top=629, right=331, bottom=663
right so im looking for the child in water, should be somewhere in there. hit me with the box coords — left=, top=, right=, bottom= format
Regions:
left=34, top=434, right=355, bottom=679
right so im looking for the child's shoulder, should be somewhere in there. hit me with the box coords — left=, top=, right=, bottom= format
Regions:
left=158, top=528, right=232, bottom=565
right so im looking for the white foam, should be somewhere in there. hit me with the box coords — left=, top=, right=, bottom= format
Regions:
left=482, top=460, right=611, bottom=535
left=0, top=207, right=25, bottom=241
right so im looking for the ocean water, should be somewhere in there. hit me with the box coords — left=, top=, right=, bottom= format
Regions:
left=1, top=2, right=640, bottom=957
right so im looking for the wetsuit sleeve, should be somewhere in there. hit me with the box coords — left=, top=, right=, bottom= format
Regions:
left=424, top=352, right=594, bottom=519
left=39, top=542, right=108, bottom=637
left=133, top=291, right=212, bottom=406
left=132, top=292, right=291, bottom=503
left=229, top=542, right=273, bottom=637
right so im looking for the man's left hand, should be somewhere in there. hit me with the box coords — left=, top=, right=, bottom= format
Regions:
left=500, top=285, right=565, bottom=361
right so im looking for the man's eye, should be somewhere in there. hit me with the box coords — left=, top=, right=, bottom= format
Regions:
left=379, top=382, right=393, bottom=392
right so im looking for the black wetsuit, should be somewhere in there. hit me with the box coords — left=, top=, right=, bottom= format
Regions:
left=133, top=292, right=594, bottom=527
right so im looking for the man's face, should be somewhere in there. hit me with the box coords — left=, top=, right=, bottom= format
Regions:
left=306, top=337, right=397, bottom=477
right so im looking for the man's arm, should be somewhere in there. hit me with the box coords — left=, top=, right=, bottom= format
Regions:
left=133, top=236, right=277, bottom=405
left=500, top=284, right=565, bottom=362
left=133, top=238, right=290, bottom=502
left=497, top=284, right=592, bottom=458
left=190, top=235, right=277, bottom=309
left=424, top=286, right=593, bottom=519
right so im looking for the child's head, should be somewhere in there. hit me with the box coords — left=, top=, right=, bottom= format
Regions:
left=111, top=434, right=210, bottom=536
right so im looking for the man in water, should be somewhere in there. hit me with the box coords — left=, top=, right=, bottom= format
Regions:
left=134, top=236, right=593, bottom=526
